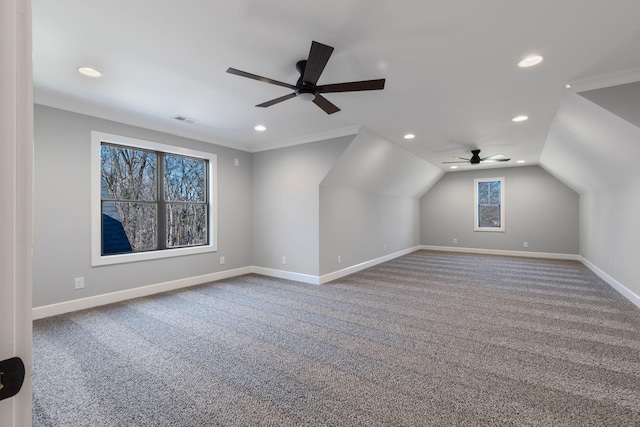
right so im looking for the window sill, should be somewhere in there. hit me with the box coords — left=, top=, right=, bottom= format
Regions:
left=92, top=244, right=217, bottom=266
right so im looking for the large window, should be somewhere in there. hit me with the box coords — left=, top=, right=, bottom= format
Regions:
left=92, top=132, right=217, bottom=265
left=474, top=177, right=505, bottom=232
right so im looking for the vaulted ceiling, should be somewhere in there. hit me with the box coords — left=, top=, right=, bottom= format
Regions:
left=33, top=0, right=640, bottom=174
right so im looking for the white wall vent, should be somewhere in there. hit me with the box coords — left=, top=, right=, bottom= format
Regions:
left=172, top=115, right=198, bottom=124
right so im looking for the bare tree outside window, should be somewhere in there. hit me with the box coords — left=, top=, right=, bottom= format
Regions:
left=477, top=180, right=501, bottom=227
left=101, top=143, right=208, bottom=255
left=164, top=155, right=208, bottom=248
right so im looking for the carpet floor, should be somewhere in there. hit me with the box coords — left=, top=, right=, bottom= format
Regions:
left=32, top=250, right=640, bottom=426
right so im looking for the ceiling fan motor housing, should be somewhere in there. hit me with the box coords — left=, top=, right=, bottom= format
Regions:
left=470, top=149, right=482, bottom=164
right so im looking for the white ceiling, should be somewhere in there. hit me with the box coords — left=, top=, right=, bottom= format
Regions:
left=33, top=0, right=640, bottom=171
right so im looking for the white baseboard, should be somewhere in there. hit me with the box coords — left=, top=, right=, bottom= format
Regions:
left=579, top=256, right=640, bottom=310
left=418, top=245, right=640, bottom=309
left=32, top=266, right=253, bottom=320
left=419, top=245, right=580, bottom=261
left=33, top=247, right=424, bottom=319
left=41, top=247, right=636, bottom=320
left=319, top=246, right=421, bottom=284
left=251, top=266, right=321, bottom=285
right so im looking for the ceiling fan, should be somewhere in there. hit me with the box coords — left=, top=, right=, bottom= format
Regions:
left=226, top=41, right=386, bottom=114
left=443, top=149, right=511, bottom=165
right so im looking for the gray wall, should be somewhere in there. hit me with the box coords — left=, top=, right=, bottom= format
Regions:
left=251, top=136, right=352, bottom=276
left=34, top=105, right=252, bottom=307
left=580, top=178, right=640, bottom=296
left=540, top=90, right=640, bottom=299
left=420, top=165, right=579, bottom=254
left=319, top=187, right=419, bottom=275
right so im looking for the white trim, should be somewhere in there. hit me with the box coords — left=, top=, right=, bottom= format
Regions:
left=579, top=256, right=640, bottom=310
left=1, top=0, right=34, bottom=423
left=568, top=67, right=640, bottom=93
left=34, top=97, right=255, bottom=153
left=249, top=125, right=361, bottom=153
left=319, top=246, right=421, bottom=284
left=420, top=246, right=640, bottom=309
left=91, top=131, right=218, bottom=266
left=32, top=267, right=252, bottom=320
left=32, top=247, right=422, bottom=318
left=32, top=250, right=640, bottom=323
left=420, top=245, right=580, bottom=260
left=250, top=266, right=321, bottom=285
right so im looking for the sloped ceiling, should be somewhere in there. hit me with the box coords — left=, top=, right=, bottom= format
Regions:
left=321, top=128, right=443, bottom=198
left=539, top=89, right=640, bottom=194
left=578, top=81, right=640, bottom=129
left=32, top=0, right=640, bottom=171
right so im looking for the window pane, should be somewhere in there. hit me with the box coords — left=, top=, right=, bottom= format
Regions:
left=102, top=201, right=157, bottom=254
left=166, top=203, right=208, bottom=248
left=478, top=205, right=501, bottom=228
left=164, top=155, right=206, bottom=202
left=101, top=145, right=157, bottom=201
left=478, top=182, right=490, bottom=204
left=488, top=181, right=501, bottom=204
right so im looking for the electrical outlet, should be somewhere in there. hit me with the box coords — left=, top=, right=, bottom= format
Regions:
left=220, top=256, right=225, bottom=265
left=383, top=244, right=387, bottom=251
left=338, top=255, right=342, bottom=264
left=453, top=238, right=458, bottom=244
left=410, top=238, right=414, bottom=244
left=282, top=256, right=287, bottom=265
left=234, top=158, right=239, bottom=166
left=74, top=277, right=84, bottom=290
left=523, top=241, right=528, bottom=248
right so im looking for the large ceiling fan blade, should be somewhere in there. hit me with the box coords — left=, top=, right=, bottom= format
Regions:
left=303, top=41, right=334, bottom=85
left=319, top=79, right=386, bottom=93
left=256, top=93, right=297, bottom=107
left=226, top=68, right=296, bottom=90
left=312, top=94, right=341, bottom=114
left=442, top=160, right=470, bottom=164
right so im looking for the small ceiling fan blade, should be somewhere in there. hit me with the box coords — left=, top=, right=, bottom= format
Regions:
left=226, top=68, right=296, bottom=90
left=313, top=94, right=341, bottom=114
left=319, top=79, right=386, bottom=93
left=482, top=158, right=511, bottom=163
left=303, top=41, right=334, bottom=85
left=256, top=93, right=297, bottom=107
left=481, top=153, right=507, bottom=161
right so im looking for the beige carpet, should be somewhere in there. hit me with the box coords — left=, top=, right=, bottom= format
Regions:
left=33, top=250, right=640, bottom=426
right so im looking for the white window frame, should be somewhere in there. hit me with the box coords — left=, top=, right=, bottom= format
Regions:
left=474, top=177, right=505, bottom=232
left=91, top=131, right=217, bottom=266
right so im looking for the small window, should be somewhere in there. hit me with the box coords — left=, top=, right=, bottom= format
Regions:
left=474, top=177, right=505, bottom=232
left=92, top=132, right=217, bottom=266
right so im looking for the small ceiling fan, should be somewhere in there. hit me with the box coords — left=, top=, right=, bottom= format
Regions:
left=226, top=41, right=386, bottom=114
left=443, top=149, right=510, bottom=165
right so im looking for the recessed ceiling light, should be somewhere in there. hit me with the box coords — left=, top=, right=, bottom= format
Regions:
left=404, top=133, right=415, bottom=140
left=517, top=160, right=525, bottom=164
left=512, top=115, right=528, bottom=122
left=450, top=165, right=458, bottom=169
left=254, top=125, right=266, bottom=132
left=77, top=66, right=102, bottom=77
left=565, top=84, right=572, bottom=89
left=517, top=55, right=543, bottom=68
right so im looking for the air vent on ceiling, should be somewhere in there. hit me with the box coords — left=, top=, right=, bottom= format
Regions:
left=172, top=115, right=198, bottom=124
